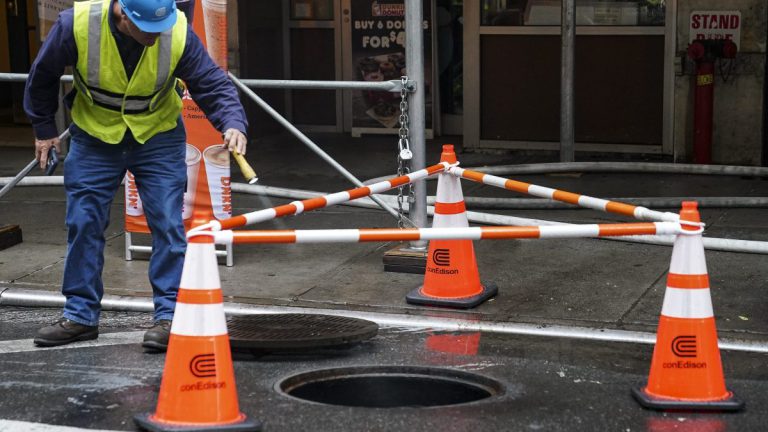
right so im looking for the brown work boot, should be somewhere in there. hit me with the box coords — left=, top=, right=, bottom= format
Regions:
left=142, top=320, right=172, bottom=352
left=34, top=318, right=98, bottom=347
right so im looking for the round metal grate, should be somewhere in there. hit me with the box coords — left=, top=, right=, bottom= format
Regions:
left=227, top=314, right=378, bottom=353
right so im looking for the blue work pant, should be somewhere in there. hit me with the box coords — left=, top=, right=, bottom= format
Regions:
left=62, top=123, right=187, bottom=326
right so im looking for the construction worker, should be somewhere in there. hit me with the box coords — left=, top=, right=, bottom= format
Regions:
left=23, top=0, right=247, bottom=351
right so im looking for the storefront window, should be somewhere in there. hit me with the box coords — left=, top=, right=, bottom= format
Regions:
left=481, top=0, right=665, bottom=26
left=291, top=0, right=334, bottom=21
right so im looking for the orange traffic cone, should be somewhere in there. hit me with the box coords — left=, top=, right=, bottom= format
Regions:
left=406, top=144, right=497, bottom=308
left=632, top=202, right=743, bottom=411
left=134, top=235, right=261, bottom=431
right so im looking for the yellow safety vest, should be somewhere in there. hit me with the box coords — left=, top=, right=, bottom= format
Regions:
left=71, top=0, right=187, bottom=144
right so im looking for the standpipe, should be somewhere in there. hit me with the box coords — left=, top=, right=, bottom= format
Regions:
left=196, top=222, right=684, bottom=245
left=450, top=166, right=680, bottom=223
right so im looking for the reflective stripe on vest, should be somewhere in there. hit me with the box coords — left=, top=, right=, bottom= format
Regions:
left=86, top=1, right=101, bottom=88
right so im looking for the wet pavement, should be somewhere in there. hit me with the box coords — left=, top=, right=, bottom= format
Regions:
left=2, top=306, right=768, bottom=432
left=1, top=131, right=768, bottom=430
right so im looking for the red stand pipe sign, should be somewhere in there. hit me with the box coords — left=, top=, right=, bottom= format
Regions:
left=689, top=11, right=741, bottom=50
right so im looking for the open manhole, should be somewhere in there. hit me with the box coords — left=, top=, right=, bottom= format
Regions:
left=277, top=366, right=504, bottom=408
left=227, top=314, right=378, bottom=354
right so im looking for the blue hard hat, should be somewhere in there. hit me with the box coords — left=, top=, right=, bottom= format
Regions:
left=118, top=0, right=177, bottom=33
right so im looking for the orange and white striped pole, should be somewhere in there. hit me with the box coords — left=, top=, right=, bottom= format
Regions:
left=134, top=235, right=261, bottom=431
left=632, top=202, right=743, bottom=411
left=451, top=166, right=680, bottom=223
left=202, top=222, right=684, bottom=245
left=193, top=163, right=447, bottom=232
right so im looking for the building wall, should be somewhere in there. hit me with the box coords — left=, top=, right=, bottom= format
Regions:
left=675, top=0, right=766, bottom=164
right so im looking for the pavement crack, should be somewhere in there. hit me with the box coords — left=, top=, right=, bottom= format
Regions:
left=10, top=257, right=65, bottom=283
left=9, top=233, right=123, bottom=283
left=617, top=269, right=666, bottom=325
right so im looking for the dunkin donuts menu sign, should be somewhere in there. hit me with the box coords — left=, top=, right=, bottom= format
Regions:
left=349, top=0, right=433, bottom=131
left=125, top=0, right=231, bottom=233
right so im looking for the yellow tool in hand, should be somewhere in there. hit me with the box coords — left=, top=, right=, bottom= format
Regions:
left=231, top=150, right=258, bottom=184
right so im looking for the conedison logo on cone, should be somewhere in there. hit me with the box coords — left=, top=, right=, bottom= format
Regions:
left=406, top=144, right=498, bottom=308
left=134, top=235, right=262, bottom=431
left=632, top=202, right=743, bottom=411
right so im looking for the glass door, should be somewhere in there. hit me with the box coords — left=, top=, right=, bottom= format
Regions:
left=286, top=0, right=343, bottom=132
left=436, top=0, right=464, bottom=135
left=1, top=0, right=35, bottom=125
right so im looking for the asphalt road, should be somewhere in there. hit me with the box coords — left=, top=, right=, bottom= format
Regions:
left=1, top=306, right=767, bottom=432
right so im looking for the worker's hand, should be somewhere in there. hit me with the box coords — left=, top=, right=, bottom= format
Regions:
left=35, top=137, right=62, bottom=170
left=223, top=128, right=247, bottom=156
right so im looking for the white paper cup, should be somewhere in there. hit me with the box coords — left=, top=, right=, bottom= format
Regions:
left=201, top=0, right=228, bottom=69
left=203, top=145, right=232, bottom=219
left=183, top=144, right=202, bottom=219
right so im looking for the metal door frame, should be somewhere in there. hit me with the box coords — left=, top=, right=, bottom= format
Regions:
left=464, top=1, right=676, bottom=155
left=283, top=0, right=344, bottom=132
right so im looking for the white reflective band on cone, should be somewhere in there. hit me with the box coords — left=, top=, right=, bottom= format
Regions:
left=171, top=303, right=228, bottom=336
left=433, top=212, right=469, bottom=228
left=179, top=243, right=221, bottom=288
left=436, top=175, right=464, bottom=204
left=669, top=235, right=708, bottom=274
left=661, top=287, right=714, bottom=319
left=296, top=229, right=360, bottom=243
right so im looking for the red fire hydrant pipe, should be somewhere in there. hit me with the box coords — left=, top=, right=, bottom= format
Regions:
left=693, top=60, right=715, bottom=164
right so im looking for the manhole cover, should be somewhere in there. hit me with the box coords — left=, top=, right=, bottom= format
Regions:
left=277, top=366, right=504, bottom=408
left=227, top=314, right=378, bottom=353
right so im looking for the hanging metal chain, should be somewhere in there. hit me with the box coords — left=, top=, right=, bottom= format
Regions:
left=397, top=76, right=414, bottom=228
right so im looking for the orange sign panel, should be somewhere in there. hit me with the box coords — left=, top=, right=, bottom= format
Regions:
left=125, top=0, right=230, bottom=233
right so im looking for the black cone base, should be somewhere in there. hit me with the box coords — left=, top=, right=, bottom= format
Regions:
left=632, top=386, right=744, bottom=412
left=134, top=413, right=262, bottom=432
left=406, top=282, right=498, bottom=309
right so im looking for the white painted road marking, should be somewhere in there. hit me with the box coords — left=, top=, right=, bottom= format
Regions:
left=0, top=419, right=120, bottom=431
left=0, top=331, right=144, bottom=354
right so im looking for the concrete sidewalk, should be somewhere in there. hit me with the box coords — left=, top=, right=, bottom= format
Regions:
left=2, top=131, right=768, bottom=431
left=1, top=131, right=767, bottom=341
